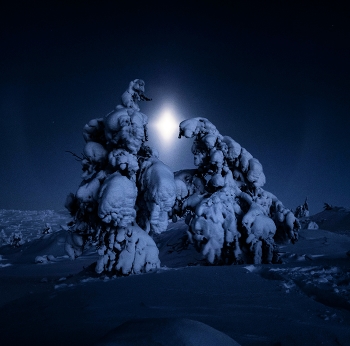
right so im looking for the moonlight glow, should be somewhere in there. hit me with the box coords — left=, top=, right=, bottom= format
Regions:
left=154, top=109, right=179, bottom=143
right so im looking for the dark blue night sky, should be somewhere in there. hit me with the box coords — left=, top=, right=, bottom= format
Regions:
left=1, top=1, right=349, bottom=213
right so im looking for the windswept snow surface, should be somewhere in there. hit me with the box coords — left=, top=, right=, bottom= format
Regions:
left=0, top=209, right=350, bottom=345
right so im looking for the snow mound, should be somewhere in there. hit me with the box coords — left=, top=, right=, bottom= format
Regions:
left=307, top=221, right=319, bottom=230
left=308, top=207, right=350, bottom=234
left=95, top=318, right=241, bottom=346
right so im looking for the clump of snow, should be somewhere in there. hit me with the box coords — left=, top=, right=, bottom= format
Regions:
left=98, top=172, right=138, bottom=226
left=244, top=265, right=257, bottom=273
left=137, top=157, right=176, bottom=234
left=82, top=117, right=105, bottom=143
left=104, top=107, right=148, bottom=154
left=108, top=149, right=139, bottom=179
left=243, top=203, right=276, bottom=264
left=120, top=79, right=152, bottom=111
left=307, top=221, right=319, bottom=230
left=34, top=254, right=56, bottom=264
left=84, top=141, right=108, bottom=164
left=65, top=231, right=84, bottom=259
left=96, top=223, right=160, bottom=275
left=35, top=255, right=49, bottom=264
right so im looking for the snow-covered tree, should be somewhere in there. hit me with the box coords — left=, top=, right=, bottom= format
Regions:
left=294, top=197, right=309, bottom=218
left=66, top=81, right=300, bottom=275
left=8, top=231, right=25, bottom=247
left=173, top=117, right=300, bottom=264
left=65, top=80, right=176, bottom=275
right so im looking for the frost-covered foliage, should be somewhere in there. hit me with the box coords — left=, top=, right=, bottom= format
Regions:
left=294, top=198, right=320, bottom=230
left=0, top=229, right=26, bottom=247
left=174, top=117, right=300, bottom=265
left=65, top=80, right=175, bottom=275
left=8, top=231, right=25, bottom=247
left=294, top=197, right=309, bottom=218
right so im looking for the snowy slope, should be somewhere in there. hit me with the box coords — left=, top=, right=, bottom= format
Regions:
left=0, top=209, right=350, bottom=345
left=308, top=207, right=350, bottom=234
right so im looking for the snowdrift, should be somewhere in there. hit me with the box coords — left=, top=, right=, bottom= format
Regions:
left=0, top=208, right=350, bottom=345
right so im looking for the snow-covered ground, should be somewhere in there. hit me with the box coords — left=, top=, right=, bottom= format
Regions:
left=0, top=209, right=349, bottom=345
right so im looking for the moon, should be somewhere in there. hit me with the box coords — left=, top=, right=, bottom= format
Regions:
left=154, top=108, right=179, bottom=143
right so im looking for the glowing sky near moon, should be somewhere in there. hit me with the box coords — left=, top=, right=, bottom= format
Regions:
left=1, top=2, right=349, bottom=213
left=153, top=108, right=179, bottom=144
